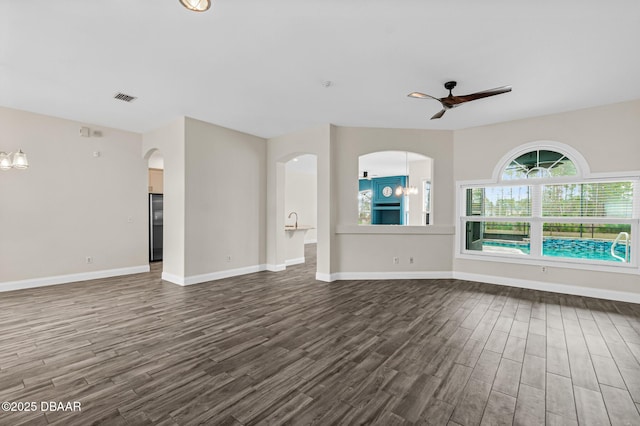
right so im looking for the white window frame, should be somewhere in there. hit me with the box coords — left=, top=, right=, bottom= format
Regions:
left=456, top=142, right=640, bottom=274
left=422, top=179, right=432, bottom=225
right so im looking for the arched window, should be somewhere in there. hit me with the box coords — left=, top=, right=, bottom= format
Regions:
left=460, top=143, right=638, bottom=268
left=502, top=149, right=577, bottom=180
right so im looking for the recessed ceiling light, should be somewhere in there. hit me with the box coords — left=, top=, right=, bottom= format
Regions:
left=293, top=158, right=299, bottom=162
left=179, top=0, right=211, bottom=12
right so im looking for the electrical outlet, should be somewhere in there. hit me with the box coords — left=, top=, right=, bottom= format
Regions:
left=393, top=257, right=399, bottom=265
left=86, top=256, right=93, bottom=264
left=409, top=257, right=414, bottom=264
left=226, top=255, right=232, bottom=262
left=541, top=266, right=547, bottom=273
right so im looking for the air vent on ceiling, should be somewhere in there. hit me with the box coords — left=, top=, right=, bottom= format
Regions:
left=114, top=92, right=137, bottom=103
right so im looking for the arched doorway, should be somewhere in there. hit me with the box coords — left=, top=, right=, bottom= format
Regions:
left=145, top=149, right=164, bottom=263
left=284, top=154, right=318, bottom=266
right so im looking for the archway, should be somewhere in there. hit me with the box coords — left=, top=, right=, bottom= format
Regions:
left=284, top=154, right=318, bottom=266
left=144, top=149, right=164, bottom=264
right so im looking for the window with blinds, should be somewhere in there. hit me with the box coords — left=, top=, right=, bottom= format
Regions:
left=466, top=186, right=531, bottom=217
left=542, top=182, right=634, bottom=218
left=461, top=180, right=637, bottom=266
left=461, top=146, right=637, bottom=267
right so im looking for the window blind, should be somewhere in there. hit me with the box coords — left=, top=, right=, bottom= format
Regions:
left=542, top=182, right=634, bottom=218
left=466, top=186, right=531, bottom=217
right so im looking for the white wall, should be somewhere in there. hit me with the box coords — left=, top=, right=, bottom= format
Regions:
left=284, top=168, right=317, bottom=243
left=408, top=158, right=432, bottom=226
left=0, top=107, right=148, bottom=287
left=332, top=127, right=455, bottom=275
left=184, top=117, right=267, bottom=278
left=453, top=99, right=640, bottom=297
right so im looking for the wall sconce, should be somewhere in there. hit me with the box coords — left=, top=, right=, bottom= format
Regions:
left=0, top=150, right=29, bottom=171
left=179, top=0, right=211, bottom=12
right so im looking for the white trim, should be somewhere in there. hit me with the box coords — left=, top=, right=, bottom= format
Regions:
left=461, top=216, right=637, bottom=225
left=175, top=265, right=268, bottom=286
left=0, top=265, right=150, bottom=293
left=285, top=257, right=305, bottom=266
left=453, top=271, right=640, bottom=304
left=315, top=269, right=640, bottom=304
left=492, top=141, right=590, bottom=182
left=266, top=264, right=286, bottom=272
left=161, top=272, right=186, bottom=286
left=456, top=252, right=639, bottom=275
left=323, top=271, right=454, bottom=281
left=336, top=224, right=455, bottom=235
left=315, top=272, right=334, bottom=282
left=304, top=239, right=318, bottom=244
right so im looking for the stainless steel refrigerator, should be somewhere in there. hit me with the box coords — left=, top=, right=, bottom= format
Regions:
left=149, top=193, right=163, bottom=262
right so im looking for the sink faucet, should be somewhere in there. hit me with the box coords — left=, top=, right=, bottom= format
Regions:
left=288, top=211, right=298, bottom=229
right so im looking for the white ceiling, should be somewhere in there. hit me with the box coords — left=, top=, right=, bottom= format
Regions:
left=3, top=1, right=640, bottom=139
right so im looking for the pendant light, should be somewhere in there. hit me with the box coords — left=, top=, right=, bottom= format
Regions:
left=0, top=150, right=29, bottom=171
left=179, top=0, right=211, bottom=12
left=395, top=152, right=418, bottom=196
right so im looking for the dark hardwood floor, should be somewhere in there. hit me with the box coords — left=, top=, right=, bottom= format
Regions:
left=2, top=245, right=640, bottom=425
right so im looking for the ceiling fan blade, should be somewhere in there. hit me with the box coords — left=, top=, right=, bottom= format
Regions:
left=451, top=86, right=512, bottom=104
left=430, top=109, right=446, bottom=120
left=408, top=92, right=440, bottom=101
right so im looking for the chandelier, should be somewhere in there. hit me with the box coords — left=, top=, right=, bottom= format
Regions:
left=395, top=152, right=418, bottom=196
left=0, top=150, right=29, bottom=171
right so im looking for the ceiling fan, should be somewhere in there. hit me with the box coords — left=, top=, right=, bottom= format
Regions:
left=408, top=81, right=512, bottom=120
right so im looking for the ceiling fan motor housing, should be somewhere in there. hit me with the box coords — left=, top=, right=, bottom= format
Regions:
left=444, top=81, right=457, bottom=91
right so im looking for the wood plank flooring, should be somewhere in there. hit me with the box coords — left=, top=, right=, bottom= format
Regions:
left=2, top=245, right=640, bottom=425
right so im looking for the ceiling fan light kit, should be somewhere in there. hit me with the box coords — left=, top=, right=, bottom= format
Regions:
left=408, top=81, right=512, bottom=120
left=179, top=0, right=211, bottom=12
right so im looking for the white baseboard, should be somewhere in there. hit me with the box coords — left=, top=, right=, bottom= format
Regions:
left=266, top=264, right=286, bottom=272
left=285, top=257, right=305, bottom=266
left=313, top=269, right=640, bottom=304
left=452, top=272, right=640, bottom=304
left=165, top=264, right=268, bottom=286
left=315, top=272, right=334, bottom=282
left=328, top=271, right=454, bottom=281
left=161, top=272, right=186, bottom=285
left=0, top=265, right=150, bottom=293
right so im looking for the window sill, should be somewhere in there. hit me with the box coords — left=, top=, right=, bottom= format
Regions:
left=336, top=224, right=455, bottom=235
left=456, top=252, right=639, bottom=275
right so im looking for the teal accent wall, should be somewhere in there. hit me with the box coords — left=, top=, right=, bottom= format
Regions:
left=365, top=176, right=406, bottom=225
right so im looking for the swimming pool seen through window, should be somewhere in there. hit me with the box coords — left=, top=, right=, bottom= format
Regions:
left=460, top=145, right=638, bottom=268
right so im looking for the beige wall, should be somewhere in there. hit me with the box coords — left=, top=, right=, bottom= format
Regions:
left=453, top=99, right=640, bottom=295
left=267, top=124, right=333, bottom=277
left=4, top=98, right=639, bottom=299
left=0, top=107, right=147, bottom=284
left=184, top=117, right=267, bottom=277
left=284, top=169, right=317, bottom=243
left=142, top=118, right=186, bottom=279
left=333, top=127, right=455, bottom=273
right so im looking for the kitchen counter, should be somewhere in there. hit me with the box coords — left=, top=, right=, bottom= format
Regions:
left=284, top=225, right=314, bottom=231
left=284, top=225, right=314, bottom=265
